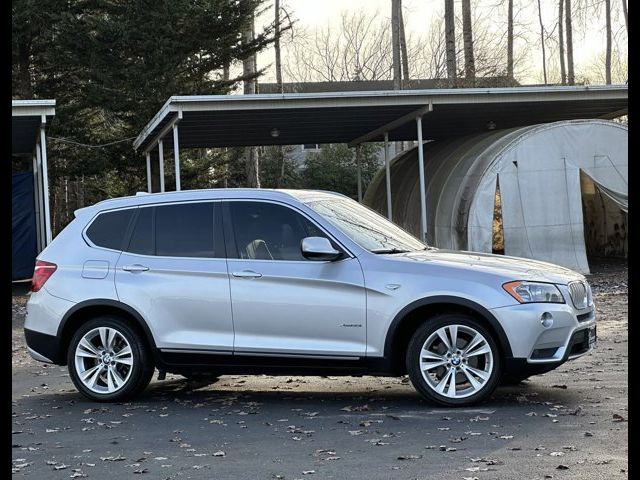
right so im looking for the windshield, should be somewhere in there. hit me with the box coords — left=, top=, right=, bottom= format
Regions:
left=304, top=197, right=426, bottom=253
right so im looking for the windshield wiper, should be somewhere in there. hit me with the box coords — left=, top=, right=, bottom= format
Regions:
left=371, top=248, right=411, bottom=254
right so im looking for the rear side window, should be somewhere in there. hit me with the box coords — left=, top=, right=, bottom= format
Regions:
left=156, top=203, right=215, bottom=257
left=86, top=209, right=134, bottom=250
left=124, top=202, right=219, bottom=258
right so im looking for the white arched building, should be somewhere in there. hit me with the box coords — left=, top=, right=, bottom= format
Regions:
left=364, top=120, right=627, bottom=273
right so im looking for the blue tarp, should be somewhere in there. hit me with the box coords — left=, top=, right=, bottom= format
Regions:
left=12, top=172, right=37, bottom=280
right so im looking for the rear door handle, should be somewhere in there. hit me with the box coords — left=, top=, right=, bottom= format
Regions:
left=232, top=270, right=262, bottom=279
left=122, top=264, right=149, bottom=273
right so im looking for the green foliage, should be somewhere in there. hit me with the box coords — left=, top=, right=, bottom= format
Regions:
left=258, top=146, right=301, bottom=189
left=301, top=144, right=382, bottom=199
left=12, top=0, right=282, bottom=233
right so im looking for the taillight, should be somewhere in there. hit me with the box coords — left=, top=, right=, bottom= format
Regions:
left=31, top=260, right=57, bottom=292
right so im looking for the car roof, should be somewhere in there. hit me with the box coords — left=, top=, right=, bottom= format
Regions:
left=74, top=188, right=345, bottom=217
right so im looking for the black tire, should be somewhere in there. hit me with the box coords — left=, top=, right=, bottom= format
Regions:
left=406, top=313, right=502, bottom=407
left=67, top=316, right=155, bottom=402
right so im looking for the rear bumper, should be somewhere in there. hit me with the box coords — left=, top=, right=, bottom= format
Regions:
left=24, top=328, right=61, bottom=364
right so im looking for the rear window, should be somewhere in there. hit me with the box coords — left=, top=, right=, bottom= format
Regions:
left=86, top=209, right=134, bottom=250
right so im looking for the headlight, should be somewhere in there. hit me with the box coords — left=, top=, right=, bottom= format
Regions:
left=503, top=281, right=565, bottom=304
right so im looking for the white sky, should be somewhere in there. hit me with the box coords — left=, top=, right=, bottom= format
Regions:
left=254, top=0, right=627, bottom=84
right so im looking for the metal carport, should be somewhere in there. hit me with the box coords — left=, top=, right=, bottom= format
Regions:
left=12, top=99, right=56, bottom=255
left=133, top=85, right=627, bottom=242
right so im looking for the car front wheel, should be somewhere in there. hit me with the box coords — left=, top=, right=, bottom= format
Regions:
left=406, top=314, right=502, bottom=407
left=67, top=316, right=154, bottom=402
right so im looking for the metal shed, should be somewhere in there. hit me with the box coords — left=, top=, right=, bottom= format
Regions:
left=133, top=85, right=628, bottom=243
left=12, top=100, right=55, bottom=279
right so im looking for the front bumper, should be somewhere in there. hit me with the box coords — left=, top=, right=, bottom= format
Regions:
left=490, top=300, right=596, bottom=365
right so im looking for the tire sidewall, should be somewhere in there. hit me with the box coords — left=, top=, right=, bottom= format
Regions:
left=406, top=314, right=502, bottom=407
left=67, top=316, right=153, bottom=402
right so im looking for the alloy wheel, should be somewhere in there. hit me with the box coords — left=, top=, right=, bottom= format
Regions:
left=419, top=324, right=494, bottom=399
left=74, top=327, right=134, bottom=394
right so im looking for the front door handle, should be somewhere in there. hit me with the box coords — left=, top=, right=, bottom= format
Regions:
left=122, top=264, right=149, bottom=273
left=232, top=270, right=262, bottom=279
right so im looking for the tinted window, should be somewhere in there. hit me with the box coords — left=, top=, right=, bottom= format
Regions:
left=156, top=203, right=215, bottom=257
left=86, top=209, right=133, bottom=250
left=229, top=202, right=327, bottom=261
left=127, top=207, right=154, bottom=255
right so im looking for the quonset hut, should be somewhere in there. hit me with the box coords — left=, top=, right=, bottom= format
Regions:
left=364, top=120, right=627, bottom=273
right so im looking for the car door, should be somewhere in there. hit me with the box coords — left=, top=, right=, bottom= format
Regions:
left=223, top=199, right=367, bottom=357
left=115, top=201, right=234, bottom=352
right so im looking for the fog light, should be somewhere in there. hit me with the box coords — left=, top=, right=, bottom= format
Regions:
left=540, top=312, right=553, bottom=328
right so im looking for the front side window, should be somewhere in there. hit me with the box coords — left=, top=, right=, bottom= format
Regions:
left=124, top=202, right=217, bottom=258
left=303, top=197, right=426, bottom=253
left=86, top=209, right=134, bottom=250
left=228, top=201, right=327, bottom=261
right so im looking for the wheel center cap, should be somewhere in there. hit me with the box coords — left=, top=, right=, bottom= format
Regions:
left=102, top=353, right=112, bottom=364
left=451, top=356, right=461, bottom=366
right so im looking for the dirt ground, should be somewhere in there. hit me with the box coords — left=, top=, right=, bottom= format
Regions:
left=11, top=259, right=627, bottom=479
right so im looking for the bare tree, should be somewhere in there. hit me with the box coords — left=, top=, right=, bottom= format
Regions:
left=507, top=0, right=514, bottom=79
left=565, top=0, right=575, bottom=85
left=537, top=0, right=547, bottom=84
left=461, top=0, right=475, bottom=84
left=399, top=3, right=410, bottom=81
left=274, top=0, right=283, bottom=92
left=283, top=10, right=393, bottom=82
left=444, top=0, right=457, bottom=81
left=391, top=0, right=402, bottom=89
left=242, top=13, right=260, bottom=187
left=558, top=0, right=566, bottom=84
left=621, top=0, right=628, bottom=34
left=605, top=0, right=612, bottom=84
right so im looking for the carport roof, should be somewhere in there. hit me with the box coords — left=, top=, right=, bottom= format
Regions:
left=12, top=100, right=56, bottom=155
left=133, top=85, right=628, bottom=153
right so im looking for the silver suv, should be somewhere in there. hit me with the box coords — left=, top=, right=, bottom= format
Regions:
left=25, top=189, right=596, bottom=406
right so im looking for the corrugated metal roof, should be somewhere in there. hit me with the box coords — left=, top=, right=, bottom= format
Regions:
left=133, top=85, right=627, bottom=154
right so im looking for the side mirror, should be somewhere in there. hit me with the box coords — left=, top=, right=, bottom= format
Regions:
left=301, top=237, right=342, bottom=261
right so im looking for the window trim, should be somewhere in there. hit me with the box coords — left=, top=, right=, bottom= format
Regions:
left=222, top=198, right=354, bottom=262
left=84, top=200, right=226, bottom=260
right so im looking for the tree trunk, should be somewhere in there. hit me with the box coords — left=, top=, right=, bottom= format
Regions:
left=461, top=0, right=475, bottom=84
left=399, top=3, right=410, bottom=81
left=565, top=0, right=575, bottom=85
left=391, top=0, right=402, bottom=90
left=17, top=39, right=33, bottom=98
left=274, top=0, right=283, bottom=92
left=391, top=0, right=403, bottom=153
left=242, top=14, right=260, bottom=187
left=559, top=0, right=566, bottom=85
left=507, top=0, right=514, bottom=80
left=274, top=0, right=285, bottom=186
left=444, top=0, right=457, bottom=82
left=223, top=63, right=230, bottom=81
left=605, top=0, right=612, bottom=84
left=622, top=0, right=628, bottom=35
left=538, top=0, right=547, bottom=84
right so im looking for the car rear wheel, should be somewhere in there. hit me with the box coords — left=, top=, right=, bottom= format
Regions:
left=67, top=316, right=154, bottom=402
left=406, top=314, right=502, bottom=407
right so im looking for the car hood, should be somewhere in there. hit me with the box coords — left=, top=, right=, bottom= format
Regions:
left=389, top=249, right=585, bottom=285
